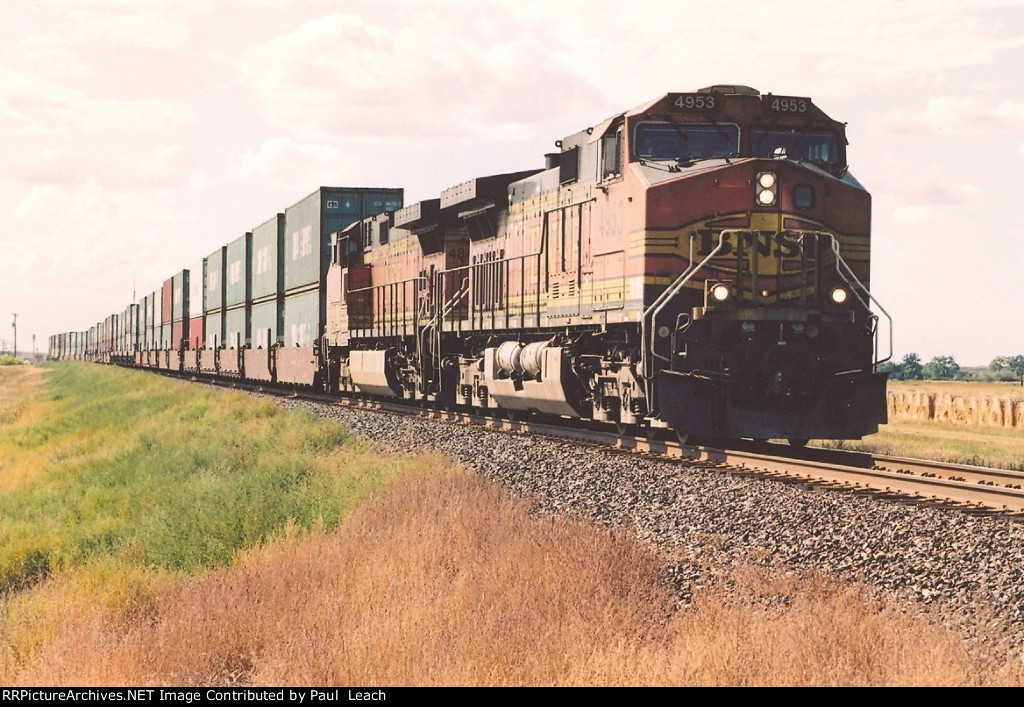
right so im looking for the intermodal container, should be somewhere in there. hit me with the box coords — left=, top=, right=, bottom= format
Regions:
left=149, top=289, right=160, bottom=350
left=225, top=306, right=249, bottom=350
left=283, top=290, right=321, bottom=347
left=127, top=304, right=139, bottom=353
left=251, top=298, right=281, bottom=351
left=140, top=294, right=150, bottom=350
left=252, top=214, right=284, bottom=349
left=206, top=246, right=226, bottom=348
left=224, top=232, right=252, bottom=349
left=283, top=187, right=402, bottom=294
left=187, top=258, right=205, bottom=350
left=172, top=269, right=188, bottom=350
left=281, top=187, right=402, bottom=352
left=161, top=278, right=173, bottom=329
left=206, top=312, right=224, bottom=349
left=225, top=233, right=251, bottom=309
left=252, top=214, right=284, bottom=303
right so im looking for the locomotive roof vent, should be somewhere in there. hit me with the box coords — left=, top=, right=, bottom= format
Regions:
left=697, top=85, right=759, bottom=95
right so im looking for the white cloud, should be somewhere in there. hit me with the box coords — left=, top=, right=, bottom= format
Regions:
left=235, top=137, right=347, bottom=189
left=485, top=0, right=1022, bottom=102
left=921, top=180, right=982, bottom=206
left=238, top=11, right=603, bottom=139
left=870, top=97, right=1024, bottom=135
left=38, top=0, right=211, bottom=49
left=78, top=12, right=190, bottom=49
left=893, top=205, right=934, bottom=223
left=4, top=179, right=195, bottom=327
left=0, top=66, right=195, bottom=135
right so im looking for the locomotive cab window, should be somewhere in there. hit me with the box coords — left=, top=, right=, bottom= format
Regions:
left=751, top=129, right=840, bottom=168
left=559, top=145, right=580, bottom=185
left=633, top=122, right=739, bottom=162
left=600, top=129, right=622, bottom=181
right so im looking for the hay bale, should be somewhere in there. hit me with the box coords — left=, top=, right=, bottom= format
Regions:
left=933, top=393, right=953, bottom=423
left=888, top=388, right=1024, bottom=428
left=977, top=397, right=1005, bottom=427
left=887, top=391, right=934, bottom=421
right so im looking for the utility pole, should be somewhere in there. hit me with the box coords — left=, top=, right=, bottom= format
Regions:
left=11, top=313, right=16, bottom=358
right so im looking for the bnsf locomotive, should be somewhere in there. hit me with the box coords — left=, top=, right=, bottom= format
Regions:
left=51, top=86, right=889, bottom=444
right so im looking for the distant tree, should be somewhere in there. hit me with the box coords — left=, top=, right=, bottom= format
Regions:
left=991, top=355, right=1024, bottom=385
left=1007, top=356, right=1024, bottom=386
left=898, top=353, right=923, bottom=380
left=876, top=359, right=899, bottom=378
left=922, top=355, right=960, bottom=380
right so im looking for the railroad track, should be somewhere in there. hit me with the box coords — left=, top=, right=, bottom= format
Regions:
left=197, top=373, right=1024, bottom=519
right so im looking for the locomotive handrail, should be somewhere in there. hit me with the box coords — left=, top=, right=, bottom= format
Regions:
left=640, top=229, right=734, bottom=406
left=825, top=233, right=893, bottom=365
left=347, top=275, right=426, bottom=339
left=433, top=246, right=546, bottom=332
left=418, top=277, right=469, bottom=393
left=639, top=227, right=892, bottom=416
left=786, top=230, right=893, bottom=366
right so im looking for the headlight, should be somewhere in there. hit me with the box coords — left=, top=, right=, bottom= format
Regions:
left=709, top=282, right=731, bottom=303
left=755, top=171, right=777, bottom=206
left=830, top=286, right=849, bottom=305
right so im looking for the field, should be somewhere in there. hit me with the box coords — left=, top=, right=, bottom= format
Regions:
left=889, top=380, right=1024, bottom=399
left=1, top=364, right=1021, bottom=686
left=822, top=380, right=1024, bottom=469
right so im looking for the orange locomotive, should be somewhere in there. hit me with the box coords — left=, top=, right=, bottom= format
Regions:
left=325, top=85, right=889, bottom=443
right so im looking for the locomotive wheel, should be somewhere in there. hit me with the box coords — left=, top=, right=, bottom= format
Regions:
left=676, top=431, right=690, bottom=446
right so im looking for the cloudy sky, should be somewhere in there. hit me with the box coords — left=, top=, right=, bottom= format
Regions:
left=1, top=0, right=1022, bottom=365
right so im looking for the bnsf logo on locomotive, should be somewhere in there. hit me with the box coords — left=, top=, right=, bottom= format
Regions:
left=696, top=229, right=802, bottom=258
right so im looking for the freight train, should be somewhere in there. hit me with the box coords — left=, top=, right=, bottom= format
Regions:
left=50, top=86, right=890, bottom=444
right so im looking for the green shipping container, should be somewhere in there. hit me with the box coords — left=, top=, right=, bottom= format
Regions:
left=251, top=298, right=281, bottom=350
left=283, top=290, right=320, bottom=348
left=225, top=305, right=249, bottom=350
left=283, top=187, right=403, bottom=294
left=206, top=246, right=226, bottom=313
left=206, top=312, right=224, bottom=349
left=252, top=214, right=284, bottom=302
left=225, top=232, right=252, bottom=308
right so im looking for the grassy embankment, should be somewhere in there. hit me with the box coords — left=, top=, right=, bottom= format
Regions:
left=1, top=364, right=1021, bottom=685
left=821, top=381, right=1024, bottom=469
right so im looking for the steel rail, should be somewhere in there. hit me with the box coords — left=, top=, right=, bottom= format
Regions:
left=168, top=368, right=1024, bottom=518
left=334, top=394, right=1024, bottom=517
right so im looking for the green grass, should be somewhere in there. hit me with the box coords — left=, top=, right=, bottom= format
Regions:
left=0, top=363, right=416, bottom=591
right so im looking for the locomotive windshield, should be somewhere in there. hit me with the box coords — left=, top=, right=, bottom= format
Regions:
left=634, top=122, right=739, bottom=161
left=751, top=128, right=840, bottom=167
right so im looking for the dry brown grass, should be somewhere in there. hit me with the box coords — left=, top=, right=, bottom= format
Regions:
left=5, top=471, right=1019, bottom=687
left=0, top=366, right=55, bottom=493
